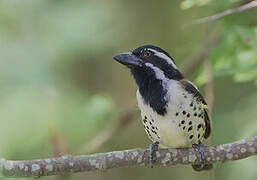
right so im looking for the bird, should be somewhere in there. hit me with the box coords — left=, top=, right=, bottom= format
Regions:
left=113, top=45, right=212, bottom=171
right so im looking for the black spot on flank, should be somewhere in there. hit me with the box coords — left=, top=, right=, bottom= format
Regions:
left=197, top=124, right=202, bottom=129
left=198, top=107, right=202, bottom=110
left=151, top=119, right=154, bottom=122
left=147, top=129, right=150, bottom=133
left=183, top=126, right=186, bottom=130
left=144, top=116, right=147, bottom=120
left=182, top=111, right=186, bottom=115
left=180, top=79, right=207, bottom=105
left=198, top=134, right=200, bottom=139
left=188, top=126, right=193, bottom=132
left=151, top=126, right=155, bottom=129
left=179, top=124, right=181, bottom=127
left=189, top=121, right=192, bottom=125
left=194, top=113, right=197, bottom=117
left=187, top=113, right=190, bottom=118
left=189, top=135, right=194, bottom=139
left=146, top=126, right=150, bottom=130
left=149, top=121, right=152, bottom=125
left=193, top=106, right=197, bottom=111
left=143, top=119, right=147, bottom=123
left=176, top=112, right=179, bottom=116
left=151, top=130, right=157, bottom=134
left=184, top=95, right=187, bottom=98
left=198, top=114, right=202, bottom=117
left=190, top=103, right=193, bottom=107
left=181, top=120, right=185, bottom=124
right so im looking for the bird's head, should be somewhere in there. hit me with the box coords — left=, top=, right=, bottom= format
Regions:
left=113, top=45, right=183, bottom=83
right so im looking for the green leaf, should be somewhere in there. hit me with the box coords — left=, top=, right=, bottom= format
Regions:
left=196, top=26, right=257, bottom=85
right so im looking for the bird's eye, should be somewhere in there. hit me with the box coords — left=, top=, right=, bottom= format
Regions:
left=143, top=50, right=152, bottom=57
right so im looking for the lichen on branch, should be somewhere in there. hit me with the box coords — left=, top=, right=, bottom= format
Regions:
left=0, top=136, right=257, bottom=178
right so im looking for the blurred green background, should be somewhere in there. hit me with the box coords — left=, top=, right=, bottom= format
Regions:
left=0, top=0, right=257, bottom=179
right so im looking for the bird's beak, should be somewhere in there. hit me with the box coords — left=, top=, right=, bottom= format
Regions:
left=113, top=53, right=142, bottom=67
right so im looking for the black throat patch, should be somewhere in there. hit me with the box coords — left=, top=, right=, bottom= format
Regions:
left=131, top=67, right=168, bottom=116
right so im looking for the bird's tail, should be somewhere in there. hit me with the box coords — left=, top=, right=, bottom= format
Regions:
left=192, top=164, right=213, bottom=171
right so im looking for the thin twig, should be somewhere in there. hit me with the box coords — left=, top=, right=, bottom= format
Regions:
left=1, top=136, right=257, bottom=178
left=181, top=34, right=221, bottom=76
left=204, top=61, right=214, bottom=114
left=80, top=109, right=138, bottom=154
left=185, top=0, right=257, bottom=26
left=50, top=130, right=69, bottom=156
left=50, top=130, right=70, bottom=180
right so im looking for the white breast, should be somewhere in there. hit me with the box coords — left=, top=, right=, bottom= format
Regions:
left=136, top=80, right=206, bottom=148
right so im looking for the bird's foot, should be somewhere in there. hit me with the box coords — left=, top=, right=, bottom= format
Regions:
left=192, top=143, right=213, bottom=171
left=148, top=142, right=159, bottom=168
left=192, top=143, right=205, bottom=163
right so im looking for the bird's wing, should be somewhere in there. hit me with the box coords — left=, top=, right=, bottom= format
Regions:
left=180, top=79, right=211, bottom=139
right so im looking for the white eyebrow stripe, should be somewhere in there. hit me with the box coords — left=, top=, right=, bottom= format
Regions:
left=147, top=48, right=178, bottom=69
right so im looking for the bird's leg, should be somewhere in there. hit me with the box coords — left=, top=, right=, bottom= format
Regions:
left=148, top=142, right=159, bottom=168
left=192, top=143, right=213, bottom=171
left=192, top=143, right=205, bottom=166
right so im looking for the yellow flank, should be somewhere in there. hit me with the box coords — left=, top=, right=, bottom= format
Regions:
left=202, top=104, right=208, bottom=109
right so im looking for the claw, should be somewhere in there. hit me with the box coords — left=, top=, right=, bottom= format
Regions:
left=148, top=142, right=159, bottom=168
left=192, top=143, right=205, bottom=163
left=192, top=143, right=206, bottom=170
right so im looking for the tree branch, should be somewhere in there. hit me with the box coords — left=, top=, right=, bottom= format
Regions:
left=1, top=136, right=257, bottom=178
left=186, top=0, right=257, bottom=26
